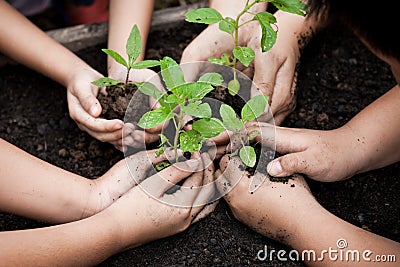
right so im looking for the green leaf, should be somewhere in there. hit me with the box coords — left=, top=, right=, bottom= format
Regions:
left=254, top=12, right=277, bottom=52
left=239, top=146, right=256, bottom=167
left=180, top=130, right=203, bottom=153
left=165, top=94, right=181, bottom=104
left=155, top=146, right=166, bottom=157
left=126, top=25, right=142, bottom=67
left=233, top=46, right=255, bottom=67
left=137, top=107, right=174, bottom=129
left=135, top=82, right=163, bottom=100
left=155, top=160, right=171, bottom=171
left=193, top=118, right=225, bottom=139
left=208, top=53, right=232, bottom=66
left=198, top=72, right=224, bottom=86
left=241, top=94, right=269, bottom=122
left=91, top=77, right=121, bottom=87
left=228, top=79, right=240, bottom=96
left=159, top=133, right=169, bottom=146
left=220, top=104, right=244, bottom=131
left=248, top=130, right=260, bottom=141
left=182, top=102, right=212, bottom=118
left=132, top=60, right=160, bottom=69
left=269, top=0, right=308, bottom=16
left=185, top=8, right=223, bottom=24
left=160, top=57, right=186, bottom=91
left=219, top=17, right=235, bottom=34
left=101, top=49, right=128, bottom=68
left=175, top=82, right=214, bottom=100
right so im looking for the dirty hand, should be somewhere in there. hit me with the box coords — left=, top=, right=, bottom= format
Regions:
left=108, top=67, right=166, bottom=151
left=104, top=152, right=217, bottom=249
left=215, top=154, right=317, bottom=244
left=67, top=67, right=125, bottom=150
left=246, top=122, right=364, bottom=182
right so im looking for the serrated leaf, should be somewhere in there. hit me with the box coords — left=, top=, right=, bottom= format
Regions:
left=180, top=130, right=203, bottom=153
left=135, top=82, right=164, bottom=100
left=219, top=17, right=235, bottom=34
left=185, top=8, right=223, bottom=24
left=91, top=77, right=121, bottom=87
left=198, top=72, right=224, bottom=86
left=228, top=79, right=240, bottom=96
left=126, top=25, right=142, bottom=67
left=137, top=107, right=174, bottom=129
left=241, top=95, right=269, bottom=122
left=233, top=46, right=255, bottom=67
left=239, top=146, right=256, bottom=167
left=182, top=102, right=212, bottom=118
left=102, top=49, right=128, bottom=68
left=132, top=60, right=160, bottom=69
left=193, top=118, right=225, bottom=139
left=160, top=57, right=186, bottom=91
left=254, top=12, right=277, bottom=52
left=220, top=104, right=244, bottom=132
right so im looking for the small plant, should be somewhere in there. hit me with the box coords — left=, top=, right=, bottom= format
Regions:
left=91, top=25, right=160, bottom=89
left=219, top=94, right=269, bottom=167
left=137, top=56, right=226, bottom=163
left=185, top=0, right=308, bottom=95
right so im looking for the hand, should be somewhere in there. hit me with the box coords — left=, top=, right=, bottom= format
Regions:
left=215, top=154, right=317, bottom=244
left=67, top=67, right=125, bottom=150
left=245, top=122, right=364, bottom=182
left=109, top=67, right=166, bottom=151
left=105, top=152, right=217, bottom=249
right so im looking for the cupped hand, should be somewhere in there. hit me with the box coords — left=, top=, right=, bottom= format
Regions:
left=245, top=122, right=364, bottom=182
left=106, top=152, right=217, bottom=249
left=67, top=67, right=125, bottom=149
left=215, top=154, right=317, bottom=244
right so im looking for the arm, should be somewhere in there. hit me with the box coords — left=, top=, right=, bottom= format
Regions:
left=0, top=154, right=215, bottom=266
left=216, top=155, right=400, bottom=266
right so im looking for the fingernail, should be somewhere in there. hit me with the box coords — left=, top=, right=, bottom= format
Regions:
left=267, top=160, right=283, bottom=176
left=90, top=105, right=100, bottom=116
left=114, top=123, right=123, bottom=130
left=186, top=159, right=199, bottom=168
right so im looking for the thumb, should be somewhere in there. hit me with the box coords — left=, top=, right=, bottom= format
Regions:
left=74, top=86, right=102, bottom=117
left=267, top=152, right=309, bottom=177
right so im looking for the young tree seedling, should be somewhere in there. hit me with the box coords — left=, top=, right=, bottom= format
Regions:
left=185, top=0, right=308, bottom=95
left=219, top=94, right=269, bottom=167
left=91, top=24, right=160, bottom=90
left=137, top=56, right=227, bottom=162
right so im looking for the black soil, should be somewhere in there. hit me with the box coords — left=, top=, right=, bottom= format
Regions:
left=0, top=18, right=399, bottom=267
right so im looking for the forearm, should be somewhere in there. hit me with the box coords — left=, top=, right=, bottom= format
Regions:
left=0, top=212, right=122, bottom=266
left=0, top=1, right=91, bottom=87
left=289, top=204, right=400, bottom=266
left=0, top=139, right=99, bottom=223
left=108, top=0, right=154, bottom=73
left=343, top=85, right=400, bottom=173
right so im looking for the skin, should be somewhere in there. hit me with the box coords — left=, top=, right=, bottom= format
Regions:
left=0, top=138, right=216, bottom=266
left=0, top=0, right=162, bottom=151
left=181, top=0, right=318, bottom=125
left=216, top=155, right=400, bottom=266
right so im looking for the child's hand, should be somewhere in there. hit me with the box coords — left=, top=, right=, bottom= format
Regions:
left=67, top=67, right=125, bottom=150
left=103, top=152, right=216, bottom=249
left=246, top=122, right=364, bottom=182
left=215, top=154, right=317, bottom=244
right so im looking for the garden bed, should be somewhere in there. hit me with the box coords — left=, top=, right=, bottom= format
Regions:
left=0, top=5, right=399, bottom=266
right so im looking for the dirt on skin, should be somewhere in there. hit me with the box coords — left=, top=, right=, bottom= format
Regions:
left=0, top=18, right=399, bottom=267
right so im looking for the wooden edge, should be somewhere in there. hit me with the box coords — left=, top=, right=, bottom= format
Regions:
left=0, top=1, right=207, bottom=67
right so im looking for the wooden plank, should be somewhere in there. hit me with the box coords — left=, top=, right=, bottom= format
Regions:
left=0, top=1, right=207, bottom=66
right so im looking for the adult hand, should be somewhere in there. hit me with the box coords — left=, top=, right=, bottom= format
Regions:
left=245, top=122, right=364, bottom=182
left=67, top=67, right=125, bottom=150
left=105, top=152, right=217, bottom=249
left=215, top=154, right=317, bottom=244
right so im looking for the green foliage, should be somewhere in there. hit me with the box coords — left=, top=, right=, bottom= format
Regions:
left=92, top=24, right=160, bottom=88
left=185, top=0, right=308, bottom=95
